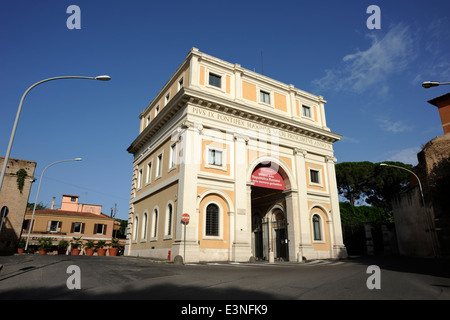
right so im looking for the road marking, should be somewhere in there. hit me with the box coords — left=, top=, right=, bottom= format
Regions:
left=185, top=260, right=346, bottom=267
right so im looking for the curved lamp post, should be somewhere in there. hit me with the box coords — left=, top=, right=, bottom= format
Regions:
left=24, top=158, right=82, bottom=251
left=379, top=163, right=437, bottom=257
left=0, top=75, right=111, bottom=193
left=422, top=81, right=450, bottom=88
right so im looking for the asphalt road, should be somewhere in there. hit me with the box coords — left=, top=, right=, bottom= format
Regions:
left=1, top=254, right=449, bottom=301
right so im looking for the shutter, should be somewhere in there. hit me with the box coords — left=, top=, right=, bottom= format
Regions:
left=57, top=221, right=62, bottom=232
left=47, top=220, right=51, bottom=232
left=93, top=224, right=98, bottom=234
left=70, top=222, right=75, bottom=233
left=103, top=224, right=107, bottom=235
left=81, top=223, right=85, bottom=234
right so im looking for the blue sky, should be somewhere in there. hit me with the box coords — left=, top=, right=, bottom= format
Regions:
left=1, top=0, right=449, bottom=220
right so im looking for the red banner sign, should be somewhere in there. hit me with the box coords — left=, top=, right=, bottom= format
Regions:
left=251, top=167, right=285, bottom=190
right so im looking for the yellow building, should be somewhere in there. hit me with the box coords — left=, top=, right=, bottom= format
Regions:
left=23, top=194, right=115, bottom=249
left=126, top=48, right=347, bottom=263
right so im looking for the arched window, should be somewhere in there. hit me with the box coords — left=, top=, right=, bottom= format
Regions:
left=312, top=214, right=322, bottom=241
left=141, top=212, right=148, bottom=240
left=166, top=203, right=173, bottom=236
left=151, top=208, right=158, bottom=239
left=133, top=215, right=138, bottom=241
left=206, top=203, right=219, bottom=236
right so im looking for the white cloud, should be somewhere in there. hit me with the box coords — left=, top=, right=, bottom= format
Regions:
left=312, top=23, right=415, bottom=94
left=377, top=118, right=412, bottom=133
left=387, top=147, right=420, bottom=165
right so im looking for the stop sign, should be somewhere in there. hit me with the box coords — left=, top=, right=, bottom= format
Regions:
left=181, top=213, right=190, bottom=224
left=1, top=206, right=8, bottom=218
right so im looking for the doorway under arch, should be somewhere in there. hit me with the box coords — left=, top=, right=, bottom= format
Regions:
left=250, top=161, right=291, bottom=262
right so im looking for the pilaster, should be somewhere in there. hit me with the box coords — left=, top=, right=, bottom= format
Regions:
left=232, top=132, right=252, bottom=261
left=172, top=120, right=202, bottom=262
left=325, top=155, right=348, bottom=258
left=294, top=148, right=314, bottom=260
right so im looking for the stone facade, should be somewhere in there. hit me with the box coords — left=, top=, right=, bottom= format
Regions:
left=126, top=48, right=347, bottom=263
left=0, top=157, right=36, bottom=254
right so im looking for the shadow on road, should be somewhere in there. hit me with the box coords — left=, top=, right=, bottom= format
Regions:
left=1, top=282, right=283, bottom=300
left=347, top=255, right=450, bottom=278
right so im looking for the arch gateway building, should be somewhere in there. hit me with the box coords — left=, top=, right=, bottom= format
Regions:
left=125, top=48, right=348, bottom=263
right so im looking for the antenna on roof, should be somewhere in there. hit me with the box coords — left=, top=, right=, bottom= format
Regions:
left=111, top=203, right=117, bottom=218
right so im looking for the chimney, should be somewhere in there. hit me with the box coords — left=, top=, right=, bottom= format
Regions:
left=51, top=197, right=56, bottom=209
left=428, top=92, right=450, bottom=135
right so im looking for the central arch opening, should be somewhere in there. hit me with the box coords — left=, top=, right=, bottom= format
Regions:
left=250, top=162, right=290, bottom=262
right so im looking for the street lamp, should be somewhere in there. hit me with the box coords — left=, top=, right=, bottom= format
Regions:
left=0, top=75, right=111, bottom=194
left=24, top=158, right=82, bottom=251
left=379, top=163, right=437, bottom=257
left=422, top=81, right=450, bottom=88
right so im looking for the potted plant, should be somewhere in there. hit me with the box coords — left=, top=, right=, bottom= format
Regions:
left=108, top=238, right=120, bottom=256
left=38, top=238, right=53, bottom=255
left=84, top=240, right=95, bottom=256
left=17, top=238, right=26, bottom=254
left=96, top=240, right=107, bottom=256
left=71, top=237, right=82, bottom=255
left=58, top=239, right=69, bottom=255
left=27, top=246, right=36, bottom=254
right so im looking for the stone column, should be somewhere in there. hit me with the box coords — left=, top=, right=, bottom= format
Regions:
left=232, top=132, right=252, bottom=261
left=325, top=155, right=348, bottom=259
left=284, top=189, right=301, bottom=262
left=172, top=120, right=202, bottom=262
left=294, top=148, right=314, bottom=260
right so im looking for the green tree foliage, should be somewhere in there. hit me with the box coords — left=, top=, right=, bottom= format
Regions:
left=339, top=202, right=393, bottom=229
left=27, top=202, right=48, bottom=210
left=335, top=161, right=413, bottom=212
left=366, top=161, right=413, bottom=212
left=15, top=169, right=28, bottom=193
left=335, top=161, right=373, bottom=206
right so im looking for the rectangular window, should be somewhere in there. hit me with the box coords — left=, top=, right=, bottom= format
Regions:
left=310, top=169, right=320, bottom=184
left=260, top=90, right=270, bottom=104
left=156, top=153, right=163, bottom=178
left=302, top=105, right=311, bottom=118
left=73, top=222, right=82, bottom=233
left=208, top=149, right=222, bottom=166
left=169, top=143, right=177, bottom=169
left=94, top=224, right=106, bottom=235
left=22, top=219, right=30, bottom=231
left=50, top=221, right=60, bottom=232
left=209, top=73, right=221, bottom=88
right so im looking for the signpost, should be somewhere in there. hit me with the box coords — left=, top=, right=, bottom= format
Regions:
left=0, top=206, right=9, bottom=234
left=181, top=213, right=190, bottom=262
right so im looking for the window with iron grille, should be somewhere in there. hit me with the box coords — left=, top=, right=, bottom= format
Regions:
left=313, top=214, right=322, bottom=241
left=205, top=203, right=219, bottom=236
left=166, top=203, right=173, bottom=236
